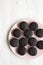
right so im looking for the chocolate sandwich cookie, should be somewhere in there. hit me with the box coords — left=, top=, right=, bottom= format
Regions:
left=12, top=28, right=22, bottom=38
left=24, top=29, right=33, bottom=38
left=17, top=46, right=26, bottom=55
left=29, top=22, right=38, bottom=31
left=36, top=41, right=43, bottom=49
left=19, top=37, right=28, bottom=46
left=35, top=29, right=43, bottom=37
left=10, top=38, right=19, bottom=47
left=28, top=47, right=37, bottom=56
left=19, top=21, right=28, bottom=31
left=28, top=37, right=37, bottom=46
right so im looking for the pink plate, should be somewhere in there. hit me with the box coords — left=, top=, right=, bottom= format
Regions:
left=7, top=18, right=43, bottom=60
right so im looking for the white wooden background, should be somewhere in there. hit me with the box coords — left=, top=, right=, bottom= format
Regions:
left=0, top=0, right=43, bottom=65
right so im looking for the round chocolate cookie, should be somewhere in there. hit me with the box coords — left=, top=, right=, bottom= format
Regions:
left=29, top=22, right=38, bottom=31
left=17, top=46, right=26, bottom=55
left=10, top=38, right=19, bottom=47
left=28, top=37, right=37, bottom=46
left=28, top=47, right=37, bottom=56
left=36, top=41, right=43, bottom=49
left=11, top=28, right=22, bottom=38
left=19, top=37, right=28, bottom=46
left=19, top=21, right=28, bottom=31
left=35, top=29, right=43, bottom=37
left=24, top=29, right=33, bottom=38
